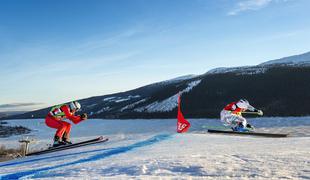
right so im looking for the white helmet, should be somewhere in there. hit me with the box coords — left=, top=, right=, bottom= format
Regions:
left=236, top=99, right=255, bottom=111
left=69, top=101, right=81, bottom=111
left=236, top=99, right=250, bottom=109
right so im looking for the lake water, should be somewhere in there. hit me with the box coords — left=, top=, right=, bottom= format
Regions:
left=1, top=117, right=310, bottom=139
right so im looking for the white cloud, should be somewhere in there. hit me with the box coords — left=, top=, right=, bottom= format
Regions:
left=228, top=0, right=288, bottom=16
left=0, top=103, right=44, bottom=112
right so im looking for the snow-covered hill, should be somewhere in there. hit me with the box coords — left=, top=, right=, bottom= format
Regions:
left=5, top=51, right=310, bottom=120
left=0, top=118, right=309, bottom=179
left=7, top=74, right=204, bottom=119
left=260, top=51, right=310, bottom=66
left=206, top=51, right=310, bottom=75
left=206, top=66, right=267, bottom=75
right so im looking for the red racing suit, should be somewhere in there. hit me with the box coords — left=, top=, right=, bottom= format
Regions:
left=224, top=102, right=244, bottom=115
left=45, top=104, right=83, bottom=139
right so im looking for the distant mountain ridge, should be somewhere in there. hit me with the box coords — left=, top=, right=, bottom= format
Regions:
left=0, top=111, right=27, bottom=119
left=206, top=51, right=310, bottom=75
left=260, top=51, right=310, bottom=66
left=4, top=51, right=310, bottom=120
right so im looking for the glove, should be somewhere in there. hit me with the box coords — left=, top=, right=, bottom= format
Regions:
left=80, top=113, right=88, bottom=120
left=257, top=110, right=263, bottom=116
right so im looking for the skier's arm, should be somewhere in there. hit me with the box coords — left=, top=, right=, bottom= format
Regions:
left=61, top=105, right=83, bottom=124
left=247, top=104, right=256, bottom=112
left=247, top=106, right=264, bottom=116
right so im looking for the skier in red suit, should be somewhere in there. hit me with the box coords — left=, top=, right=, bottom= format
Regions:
left=45, top=101, right=87, bottom=147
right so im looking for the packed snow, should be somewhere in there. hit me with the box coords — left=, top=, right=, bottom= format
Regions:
left=0, top=117, right=309, bottom=179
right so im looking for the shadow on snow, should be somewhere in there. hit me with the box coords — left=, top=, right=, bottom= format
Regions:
left=0, top=134, right=172, bottom=180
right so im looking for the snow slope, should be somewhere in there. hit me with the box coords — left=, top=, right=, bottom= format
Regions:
left=134, top=80, right=201, bottom=113
left=0, top=118, right=310, bottom=179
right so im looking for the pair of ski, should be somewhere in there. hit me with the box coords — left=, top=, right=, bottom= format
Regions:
left=207, top=129, right=288, bottom=138
left=26, top=136, right=109, bottom=156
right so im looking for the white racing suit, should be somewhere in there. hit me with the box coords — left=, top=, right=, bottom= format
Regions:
left=220, top=110, right=247, bottom=128
left=220, top=101, right=256, bottom=130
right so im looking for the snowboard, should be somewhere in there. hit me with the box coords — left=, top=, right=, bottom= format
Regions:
left=26, top=136, right=109, bottom=156
left=207, top=129, right=288, bottom=138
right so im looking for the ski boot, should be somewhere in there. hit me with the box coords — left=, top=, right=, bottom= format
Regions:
left=232, top=124, right=250, bottom=132
left=245, top=123, right=255, bottom=131
left=53, top=136, right=66, bottom=147
left=62, top=133, right=72, bottom=145
left=62, top=137, right=72, bottom=145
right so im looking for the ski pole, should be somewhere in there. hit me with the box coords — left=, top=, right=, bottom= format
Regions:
left=242, top=111, right=263, bottom=116
left=242, top=112, right=260, bottom=114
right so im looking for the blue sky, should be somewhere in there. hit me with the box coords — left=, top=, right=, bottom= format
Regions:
left=1, top=0, right=310, bottom=112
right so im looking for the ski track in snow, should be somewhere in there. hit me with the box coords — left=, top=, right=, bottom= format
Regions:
left=0, top=134, right=172, bottom=180
left=0, top=147, right=115, bottom=168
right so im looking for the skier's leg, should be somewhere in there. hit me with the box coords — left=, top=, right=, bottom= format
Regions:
left=45, top=117, right=68, bottom=146
left=228, top=114, right=246, bottom=131
left=233, top=116, right=249, bottom=132
left=45, top=116, right=61, bottom=129
left=62, top=122, right=72, bottom=144
left=45, top=116, right=64, bottom=138
left=235, top=116, right=247, bottom=127
left=55, top=122, right=68, bottom=139
left=220, top=110, right=226, bottom=123
left=221, top=110, right=232, bottom=126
